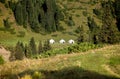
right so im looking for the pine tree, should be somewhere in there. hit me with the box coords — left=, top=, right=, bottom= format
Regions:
left=14, top=2, right=23, bottom=25
left=43, top=40, right=51, bottom=52
left=38, top=40, right=44, bottom=54
left=77, top=25, right=85, bottom=44
left=99, top=1, right=120, bottom=44
left=0, top=0, right=5, bottom=3
left=29, top=37, right=37, bottom=55
left=14, top=41, right=25, bottom=60
left=3, top=18, right=11, bottom=29
left=114, top=0, right=120, bottom=31
left=87, top=17, right=100, bottom=44
left=24, top=44, right=32, bottom=58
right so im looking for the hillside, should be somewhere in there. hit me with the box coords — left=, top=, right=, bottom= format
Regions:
left=0, top=44, right=120, bottom=79
left=0, top=0, right=119, bottom=46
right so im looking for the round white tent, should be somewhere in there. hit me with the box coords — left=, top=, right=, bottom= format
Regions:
left=68, top=39, right=75, bottom=44
left=59, top=39, right=65, bottom=44
left=49, top=39, right=55, bottom=44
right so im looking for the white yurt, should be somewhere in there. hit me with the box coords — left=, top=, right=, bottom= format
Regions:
left=59, top=39, right=65, bottom=44
left=49, top=39, right=55, bottom=44
left=68, top=39, right=75, bottom=44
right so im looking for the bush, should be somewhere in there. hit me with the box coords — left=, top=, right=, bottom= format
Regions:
left=3, top=18, right=11, bottom=29
left=32, top=71, right=44, bottom=79
left=82, top=11, right=88, bottom=17
left=0, top=55, right=4, bottom=65
left=67, top=16, right=75, bottom=26
left=17, top=31, right=25, bottom=37
left=93, top=9, right=101, bottom=16
left=68, top=43, right=103, bottom=53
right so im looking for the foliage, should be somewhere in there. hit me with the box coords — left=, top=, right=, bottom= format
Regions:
left=24, top=44, right=32, bottom=58
left=14, top=41, right=25, bottom=60
left=114, top=0, right=120, bottom=31
left=77, top=25, right=87, bottom=43
left=67, top=16, right=75, bottom=26
left=0, top=0, right=5, bottom=3
left=99, top=1, right=120, bottom=44
left=68, top=42, right=103, bottom=53
left=17, top=31, right=25, bottom=37
left=0, top=55, right=4, bottom=65
left=82, top=11, right=88, bottom=17
left=35, top=42, right=103, bottom=58
left=32, top=71, right=44, bottom=79
left=12, top=0, right=63, bottom=33
left=3, top=18, right=11, bottom=29
left=93, top=9, right=101, bottom=16
left=43, top=40, right=51, bottom=52
left=14, top=2, right=23, bottom=25
left=87, top=17, right=100, bottom=44
left=38, top=40, right=44, bottom=54
left=29, top=37, right=37, bottom=55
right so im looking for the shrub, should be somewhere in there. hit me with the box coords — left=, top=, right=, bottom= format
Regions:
left=82, top=11, right=88, bottom=17
left=93, top=9, right=101, bottom=16
left=67, top=16, right=75, bottom=26
left=0, top=0, right=5, bottom=3
left=0, top=55, right=4, bottom=65
left=3, top=18, right=11, bottom=29
left=17, top=31, right=25, bottom=37
left=32, top=71, right=44, bottom=79
left=68, top=43, right=103, bottom=53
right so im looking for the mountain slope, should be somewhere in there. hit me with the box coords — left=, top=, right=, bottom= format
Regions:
left=0, top=0, right=120, bottom=46
left=0, top=44, right=120, bottom=79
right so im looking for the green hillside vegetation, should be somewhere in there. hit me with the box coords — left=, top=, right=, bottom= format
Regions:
left=0, top=44, right=120, bottom=79
left=0, top=0, right=120, bottom=78
left=0, top=0, right=120, bottom=46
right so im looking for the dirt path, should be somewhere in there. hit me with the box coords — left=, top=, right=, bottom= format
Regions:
left=0, top=46, right=10, bottom=62
left=102, top=64, right=120, bottom=78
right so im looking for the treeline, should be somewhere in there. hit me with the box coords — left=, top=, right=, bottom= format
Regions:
left=77, top=0, right=120, bottom=44
left=0, top=0, right=63, bottom=33
left=114, top=0, right=120, bottom=31
left=9, top=37, right=51, bottom=60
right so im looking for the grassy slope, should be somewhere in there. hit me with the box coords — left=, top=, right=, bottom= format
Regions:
left=0, top=44, right=120, bottom=79
left=0, top=0, right=102, bottom=46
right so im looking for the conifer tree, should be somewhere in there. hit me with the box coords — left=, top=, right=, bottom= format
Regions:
left=114, top=0, right=120, bottom=31
left=38, top=40, right=44, bottom=54
left=3, top=18, right=11, bottom=29
left=14, top=41, right=24, bottom=60
left=43, top=40, right=51, bottom=52
left=24, top=44, right=32, bottom=58
left=29, top=37, right=37, bottom=55
left=87, top=17, right=100, bottom=44
left=15, top=2, right=23, bottom=25
left=99, top=1, right=120, bottom=44
left=77, top=26, right=84, bottom=44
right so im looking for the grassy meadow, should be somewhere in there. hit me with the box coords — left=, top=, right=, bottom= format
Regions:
left=0, top=44, right=120, bottom=79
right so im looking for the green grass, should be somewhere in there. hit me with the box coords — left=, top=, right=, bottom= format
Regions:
left=0, top=44, right=120, bottom=79
left=0, top=0, right=102, bottom=47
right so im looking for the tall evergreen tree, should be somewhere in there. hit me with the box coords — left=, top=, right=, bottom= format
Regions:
left=24, top=44, right=32, bottom=58
left=13, top=0, right=63, bottom=33
left=114, top=0, right=120, bottom=31
left=77, top=26, right=85, bottom=44
left=38, top=40, right=44, bottom=54
left=43, top=40, right=51, bottom=52
left=14, top=41, right=25, bottom=60
left=14, top=2, right=23, bottom=25
left=99, top=1, right=120, bottom=44
left=29, top=37, right=37, bottom=55
left=87, top=17, right=100, bottom=44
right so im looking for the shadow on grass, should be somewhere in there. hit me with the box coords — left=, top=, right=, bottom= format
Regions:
left=1, top=66, right=120, bottom=79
